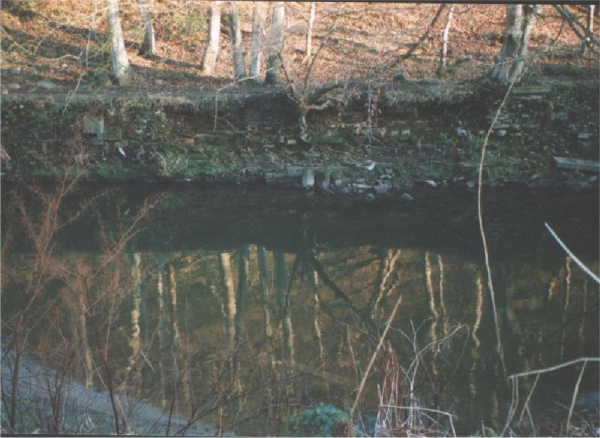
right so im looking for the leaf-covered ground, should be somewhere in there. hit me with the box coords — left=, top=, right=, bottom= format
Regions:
left=1, top=2, right=598, bottom=94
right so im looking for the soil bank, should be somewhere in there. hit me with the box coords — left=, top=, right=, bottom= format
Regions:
left=2, top=69, right=598, bottom=195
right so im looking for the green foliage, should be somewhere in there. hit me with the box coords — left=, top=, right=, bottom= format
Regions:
left=286, top=403, right=349, bottom=437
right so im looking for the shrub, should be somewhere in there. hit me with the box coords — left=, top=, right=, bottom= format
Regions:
left=286, top=403, right=349, bottom=437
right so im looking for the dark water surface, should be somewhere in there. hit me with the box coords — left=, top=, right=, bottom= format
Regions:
left=2, top=183, right=599, bottom=436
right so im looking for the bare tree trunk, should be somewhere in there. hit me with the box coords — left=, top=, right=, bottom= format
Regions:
left=78, top=285, right=94, bottom=388
left=126, top=253, right=142, bottom=375
left=305, top=2, right=316, bottom=57
left=137, top=0, right=155, bottom=57
left=587, top=5, right=595, bottom=34
left=219, top=251, right=242, bottom=396
left=249, top=2, right=265, bottom=81
left=424, top=252, right=439, bottom=347
left=228, top=1, right=246, bottom=80
left=202, top=1, right=222, bottom=76
left=257, top=246, right=273, bottom=339
left=157, top=266, right=167, bottom=408
left=237, top=246, right=249, bottom=319
left=219, top=252, right=237, bottom=349
left=469, top=274, right=484, bottom=399
left=274, top=251, right=295, bottom=370
left=266, top=2, right=285, bottom=85
left=106, top=0, right=132, bottom=85
left=491, top=5, right=542, bottom=83
left=436, top=4, right=454, bottom=76
left=169, top=264, right=181, bottom=350
left=582, top=5, right=596, bottom=53
left=371, top=249, right=401, bottom=318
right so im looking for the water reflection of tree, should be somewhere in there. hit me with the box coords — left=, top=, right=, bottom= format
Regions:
left=1, top=181, right=165, bottom=434
left=4, top=186, right=598, bottom=436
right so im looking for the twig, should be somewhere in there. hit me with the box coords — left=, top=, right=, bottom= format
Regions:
left=347, top=293, right=403, bottom=436
left=477, top=78, right=517, bottom=378
left=166, top=381, right=177, bottom=436
left=213, top=75, right=261, bottom=132
left=554, top=5, right=599, bottom=53
left=378, top=405, right=457, bottom=437
left=567, top=361, right=586, bottom=434
left=140, top=350, right=155, bottom=372
left=518, top=373, right=540, bottom=424
left=304, top=13, right=339, bottom=90
left=61, top=73, right=86, bottom=122
left=508, top=357, right=599, bottom=380
left=174, top=371, right=305, bottom=436
left=502, top=377, right=519, bottom=436
left=544, top=223, right=600, bottom=284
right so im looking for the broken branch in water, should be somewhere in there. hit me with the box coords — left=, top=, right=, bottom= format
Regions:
left=544, top=222, right=600, bottom=284
left=508, top=357, right=600, bottom=380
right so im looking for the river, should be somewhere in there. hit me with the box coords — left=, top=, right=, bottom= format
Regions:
left=2, top=183, right=598, bottom=436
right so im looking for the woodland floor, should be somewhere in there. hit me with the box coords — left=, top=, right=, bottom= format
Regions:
left=1, top=2, right=598, bottom=94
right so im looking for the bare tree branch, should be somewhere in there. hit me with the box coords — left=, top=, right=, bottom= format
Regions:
left=554, top=5, right=599, bottom=53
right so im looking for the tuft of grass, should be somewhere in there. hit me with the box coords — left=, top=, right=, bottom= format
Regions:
left=286, top=403, right=350, bottom=437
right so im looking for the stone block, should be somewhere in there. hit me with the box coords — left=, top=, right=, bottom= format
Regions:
left=315, top=168, right=332, bottom=190
left=36, top=80, right=56, bottom=90
left=302, top=168, right=315, bottom=189
left=83, top=115, right=104, bottom=135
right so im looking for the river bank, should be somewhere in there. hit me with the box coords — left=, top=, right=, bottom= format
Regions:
left=1, top=70, right=598, bottom=192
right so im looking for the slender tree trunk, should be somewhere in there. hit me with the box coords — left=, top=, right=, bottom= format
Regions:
left=202, top=1, right=222, bottom=76
left=157, top=266, right=167, bottom=408
left=266, top=1, right=285, bottom=85
left=106, top=0, right=132, bottom=85
left=77, top=287, right=94, bottom=388
left=491, top=5, right=542, bottom=83
left=257, top=246, right=273, bottom=339
left=228, top=2, right=246, bottom=80
left=219, top=251, right=242, bottom=396
left=169, top=264, right=181, bottom=349
left=249, top=2, right=265, bottom=81
left=371, top=249, right=401, bottom=318
left=274, top=251, right=295, bottom=370
left=582, top=5, right=596, bottom=53
left=437, top=4, right=454, bottom=76
left=137, top=0, right=155, bottom=56
left=237, top=246, right=249, bottom=321
left=219, top=252, right=237, bottom=349
left=424, top=252, right=439, bottom=346
left=127, top=253, right=142, bottom=375
left=305, top=2, right=316, bottom=57
left=587, top=5, right=595, bottom=34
